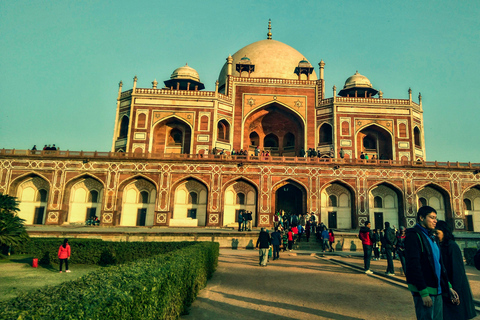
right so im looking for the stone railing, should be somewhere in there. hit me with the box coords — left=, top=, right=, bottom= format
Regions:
left=1, top=149, right=479, bottom=170
left=319, top=97, right=419, bottom=107
left=119, top=88, right=231, bottom=102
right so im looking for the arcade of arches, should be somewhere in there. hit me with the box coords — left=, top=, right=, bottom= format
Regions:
left=4, top=160, right=480, bottom=233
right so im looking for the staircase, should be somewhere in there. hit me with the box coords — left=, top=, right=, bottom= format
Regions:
left=293, top=239, right=323, bottom=251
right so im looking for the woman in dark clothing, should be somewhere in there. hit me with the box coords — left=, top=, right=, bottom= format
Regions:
left=436, top=221, right=476, bottom=320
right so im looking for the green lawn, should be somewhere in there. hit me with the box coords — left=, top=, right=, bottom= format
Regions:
left=0, top=255, right=101, bottom=302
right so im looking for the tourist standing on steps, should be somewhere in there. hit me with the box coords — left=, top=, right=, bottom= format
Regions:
left=384, top=222, right=397, bottom=275
left=58, top=238, right=71, bottom=273
left=237, top=211, right=244, bottom=231
left=435, top=220, right=475, bottom=320
left=246, top=211, right=253, bottom=231
left=405, top=206, right=459, bottom=320
left=287, top=227, right=294, bottom=251
left=271, top=228, right=282, bottom=260
left=359, top=221, right=373, bottom=274
left=256, top=228, right=271, bottom=267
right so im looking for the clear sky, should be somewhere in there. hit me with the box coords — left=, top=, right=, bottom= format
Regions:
left=1, top=0, right=479, bottom=162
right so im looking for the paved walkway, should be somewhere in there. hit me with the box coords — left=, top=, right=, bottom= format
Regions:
left=182, top=249, right=417, bottom=320
left=181, top=249, right=480, bottom=320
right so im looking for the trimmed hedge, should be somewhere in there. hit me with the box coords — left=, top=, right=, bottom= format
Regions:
left=0, top=241, right=219, bottom=320
left=11, top=238, right=196, bottom=266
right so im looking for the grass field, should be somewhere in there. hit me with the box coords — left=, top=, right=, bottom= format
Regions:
left=0, top=255, right=101, bottom=302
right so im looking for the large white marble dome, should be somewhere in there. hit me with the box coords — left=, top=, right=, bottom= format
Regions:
left=218, top=39, right=317, bottom=90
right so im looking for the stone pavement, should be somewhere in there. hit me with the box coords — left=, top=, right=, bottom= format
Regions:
left=182, top=249, right=417, bottom=320
left=181, top=248, right=480, bottom=320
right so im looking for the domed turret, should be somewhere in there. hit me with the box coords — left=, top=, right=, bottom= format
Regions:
left=338, top=71, right=378, bottom=97
left=164, top=63, right=205, bottom=90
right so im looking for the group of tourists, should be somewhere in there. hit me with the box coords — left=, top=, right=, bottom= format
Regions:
left=31, top=144, right=59, bottom=153
left=237, top=210, right=253, bottom=231
left=359, top=206, right=476, bottom=319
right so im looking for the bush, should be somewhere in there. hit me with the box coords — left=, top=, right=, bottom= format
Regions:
left=11, top=238, right=195, bottom=266
left=0, top=242, right=219, bottom=320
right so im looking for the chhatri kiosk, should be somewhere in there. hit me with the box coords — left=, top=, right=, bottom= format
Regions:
left=2, top=21, right=480, bottom=233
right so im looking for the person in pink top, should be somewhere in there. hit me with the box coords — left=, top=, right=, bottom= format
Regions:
left=58, top=238, right=71, bottom=273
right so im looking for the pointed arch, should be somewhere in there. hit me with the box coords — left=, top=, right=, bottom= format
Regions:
left=368, top=181, right=405, bottom=229
left=118, top=115, right=129, bottom=139
left=356, top=123, right=394, bottom=160
left=321, top=179, right=357, bottom=229
left=222, top=177, right=258, bottom=227
left=12, top=173, right=51, bottom=225
left=318, top=123, right=333, bottom=145
left=461, top=184, right=480, bottom=231
left=8, top=172, right=51, bottom=197
left=64, top=174, right=105, bottom=224
left=217, top=119, right=231, bottom=142
left=272, top=178, right=308, bottom=219
left=151, top=115, right=193, bottom=154
left=170, top=176, right=209, bottom=227
left=414, top=126, right=421, bottom=148
left=416, top=183, right=453, bottom=227
left=243, top=102, right=305, bottom=156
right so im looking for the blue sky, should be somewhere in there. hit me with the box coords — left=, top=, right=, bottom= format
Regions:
left=1, top=0, right=479, bottom=162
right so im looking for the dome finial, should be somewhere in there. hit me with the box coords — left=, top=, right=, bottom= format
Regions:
left=267, top=19, right=272, bottom=40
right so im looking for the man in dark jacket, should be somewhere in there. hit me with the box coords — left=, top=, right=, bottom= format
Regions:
left=405, top=206, right=459, bottom=319
left=256, top=228, right=271, bottom=267
left=238, top=211, right=244, bottom=231
left=384, top=221, right=397, bottom=275
left=270, top=228, right=282, bottom=260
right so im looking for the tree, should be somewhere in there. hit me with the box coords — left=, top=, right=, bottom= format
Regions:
left=0, top=193, right=29, bottom=248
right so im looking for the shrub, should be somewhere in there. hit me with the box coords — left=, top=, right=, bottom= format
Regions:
left=12, top=238, right=195, bottom=266
left=0, top=242, right=219, bottom=320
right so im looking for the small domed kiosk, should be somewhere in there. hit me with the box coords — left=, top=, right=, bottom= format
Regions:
left=164, top=64, right=205, bottom=91
left=338, top=71, right=378, bottom=98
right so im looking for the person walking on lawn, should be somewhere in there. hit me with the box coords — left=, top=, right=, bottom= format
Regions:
left=58, top=238, right=71, bottom=273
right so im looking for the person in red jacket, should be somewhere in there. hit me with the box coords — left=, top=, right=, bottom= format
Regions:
left=359, top=220, right=373, bottom=274
left=58, top=238, right=71, bottom=273
left=328, top=229, right=335, bottom=252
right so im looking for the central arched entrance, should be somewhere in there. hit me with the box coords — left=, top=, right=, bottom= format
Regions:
left=356, top=125, right=393, bottom=160
left=244, top=103, right=304, bottom=156
left=275, top=182, right=305, bottom=215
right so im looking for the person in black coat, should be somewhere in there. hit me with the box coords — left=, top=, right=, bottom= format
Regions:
left=270, top=228, right=282, bottom=260
left=435, top=221, right=476, bottom=320
left=405, top=206, right=459, bottom=320
left=256, top=228, right=271, bottom=267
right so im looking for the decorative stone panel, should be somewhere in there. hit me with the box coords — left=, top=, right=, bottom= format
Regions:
left=455, top=219, right=465, bottom=229
left=209, top=213, right=219, bottom=224
left=358, top=216, right=368, bottom=227
left=406, top=218, right=416, bottom=228
left=47, top=211, right=59, bottom=223
left=103, top=212, right=113, bottom=224
left=156, top=212, right=167, bottom=224
left=260, top=214, right=269, bottom=225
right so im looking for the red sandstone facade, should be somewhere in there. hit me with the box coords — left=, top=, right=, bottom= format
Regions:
left=2, top=29, right=479, bottom=231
